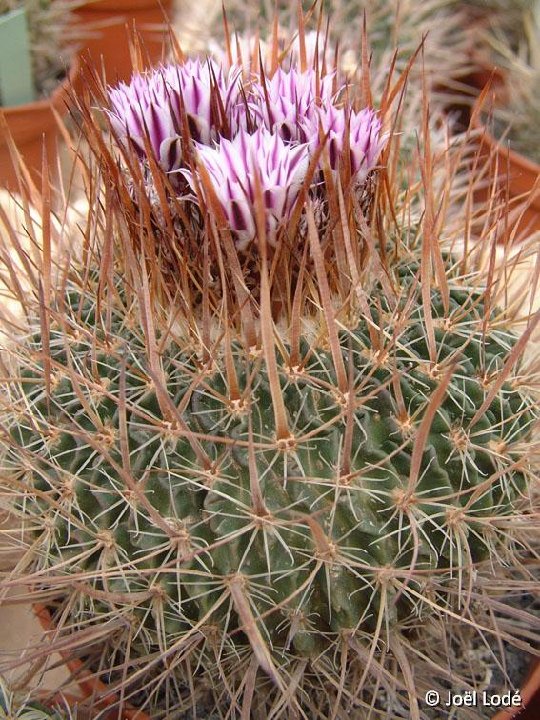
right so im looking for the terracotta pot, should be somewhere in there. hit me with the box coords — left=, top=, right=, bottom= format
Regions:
left=472, top=121, right=540, bottom=244
left=33, top=604, right=151, bottom=720
left=454, top=67, right=540, bottom=243
left=492, top=661, right=540, bottom=720
left=73, top=0, right=173, bottom=83
left=0, top=57, right=80, bottom=192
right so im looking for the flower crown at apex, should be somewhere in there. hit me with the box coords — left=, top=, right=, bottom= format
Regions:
left=107, top=44, right=387, bottom=249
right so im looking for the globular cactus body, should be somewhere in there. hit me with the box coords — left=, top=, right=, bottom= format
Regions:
left=5, top=259, right=536, bottom=715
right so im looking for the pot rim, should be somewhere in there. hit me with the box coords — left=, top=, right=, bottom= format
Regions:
left=470, top=64, right=540, bottom=178
left=76, top=0, right=172, bottom=14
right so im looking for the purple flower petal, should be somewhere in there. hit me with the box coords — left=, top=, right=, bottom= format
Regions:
left=108, top=59, right=244, bottom=172
left=186, top=128, right=310, bottom=248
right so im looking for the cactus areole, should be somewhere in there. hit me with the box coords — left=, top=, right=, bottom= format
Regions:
left=2, top=38, right=538, bottom=720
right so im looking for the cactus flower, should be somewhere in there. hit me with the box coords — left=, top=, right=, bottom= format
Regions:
left=307, top=105, right=387, bottom=183
left=108, top=72, right=182, bottom=172
left=185, top=127, right=310, bottom=249
left=251, top=67, right=337, bottom=143
left=107, top=55, right=385, bottom=215
left=108, top=59, right=244, bottom=173
left=159, top=60, right=244, bottom=143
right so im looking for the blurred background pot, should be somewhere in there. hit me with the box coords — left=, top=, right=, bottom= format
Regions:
left=72, top=0, right=173, bottom=83
left=452, top=1, right=540, bottom=243
left=472, top=110, right=540, bottom=244
left=491, top=662, right=540, bottom=719
left=0, top=56, right=79, bottom=191
left=444, top=64, right=540, bottom=244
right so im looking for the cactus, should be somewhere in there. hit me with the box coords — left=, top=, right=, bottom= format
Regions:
left=0, top=17, right=539, bottom=720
